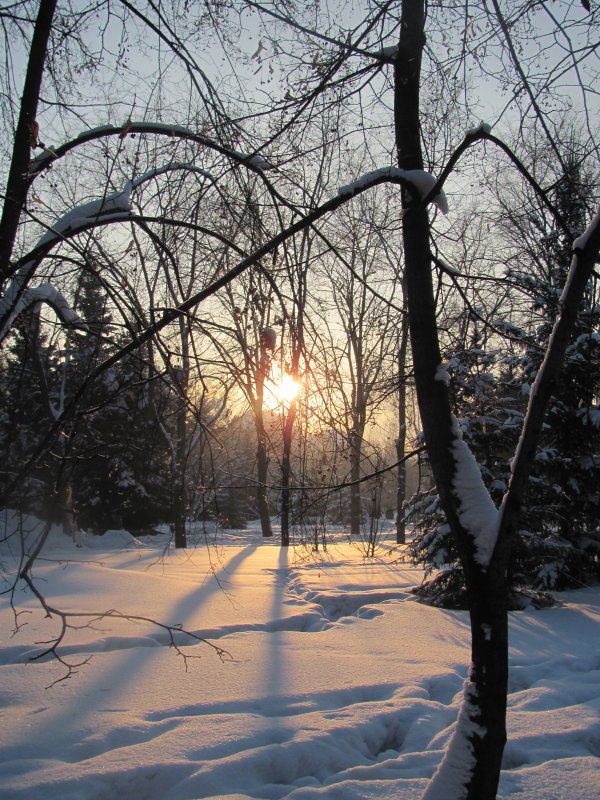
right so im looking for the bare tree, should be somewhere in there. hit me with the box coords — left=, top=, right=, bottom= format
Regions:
left=1, top=4, right=598, bottom=797
left=317, top=189, right=400, bottom=536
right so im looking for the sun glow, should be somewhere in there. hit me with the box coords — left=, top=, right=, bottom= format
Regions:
left=265, top=373, right=301, bottom=409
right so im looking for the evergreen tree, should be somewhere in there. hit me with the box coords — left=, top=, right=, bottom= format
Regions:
left=12, top=268, right=176, bottom=533
left=409, top=157, right=600, bottom=605
left=0, top=305, right=60, bottom=517
left=407, top=322, right=530, bottom=607
left=508, top=159, right=600, bottom=589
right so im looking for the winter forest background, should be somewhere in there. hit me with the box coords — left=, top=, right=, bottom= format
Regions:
left=0, top=2, right=599, bottom=799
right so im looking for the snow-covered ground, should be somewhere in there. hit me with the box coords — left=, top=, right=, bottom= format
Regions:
left=1, top=511, right=599, bottom=799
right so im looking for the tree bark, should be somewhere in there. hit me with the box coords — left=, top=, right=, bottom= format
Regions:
left=396, top=3, right=508, bottom=797
left=173, top=351, right=188, bottom=549
left=0, top=0, right=57, bottom=284
left=396, top=290, right=409, bottom=544
left=280, top=399, right=297, bottom=547
left=255, top=417, right=273, bottom=538
left=349, top=425, right=363, bottom=536
left=255, top=346, right=273, bottom=538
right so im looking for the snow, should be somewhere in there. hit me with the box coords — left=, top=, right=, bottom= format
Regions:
left=573, top=206, right=600, bottom=250
left=434, top=363, right=451, bottom=386
left=233, top=151, right=275, bottom=170
left=76, top=124, right=118, bottom=139
left=577, top=406, right=600, bottom=428
left=131, top=121, right=197, bottom=137
left=0, top=271, right=84, bottom=342
left=421, top=678, right=483, bottom=800
left=465, top=123, right=492, bottom=137
left=1, top=163, right=215, bottom=341
left=28, top=147, right=58, bottom=174
left=450, top=417, right=499, bottom=568
left=0, top=283, right=83, bottom=342
left=0, top=182, right=133, bottom=340
left=377, top=45, right=399, bottom=59
left=338, top=168, right=448, bottom=215
left=1, top=511, right=600, bottom=800
left=131, top=162, right=214, bottom=189
left=37, top=182, right=133, bottom=247
left=36, top=163, right=213, bottom=250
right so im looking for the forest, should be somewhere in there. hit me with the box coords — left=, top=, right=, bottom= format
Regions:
left=0, top=2, right=599, bottom=799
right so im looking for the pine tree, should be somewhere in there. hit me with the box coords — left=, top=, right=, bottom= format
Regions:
left=408, top=156, right=600, bottom=605
left=0, top=305, right=60, bottom=517
left=55, top=269, right=174, bottom=532
left=508, top=159, right=600, bottom=589
left=407, top=321, right=528, bottom=607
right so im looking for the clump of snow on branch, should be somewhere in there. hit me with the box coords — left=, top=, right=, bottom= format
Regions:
left=377, top=44, right=398, bottom=59
left=38, top=182, right=133, bottom=247
left=232, top=151, right=274, bottom=170
left=0, top=181, right=134, bottom=341
left=450, top=416, right=499, bottom=568
left=435, top=362, right=451, bottom=386
left=465, top=122, right=492, bottom=137
left=573, top=206, right=600, bottom=250
left=338, top=167, right=448, bottom=214
left=577, top=406, right=600, bottom=428
left=0, top=284, right=84, bottom=343
left=1, top=163, right=213, bottom=342
left=28, top=147, right=58, bottom=175
left=421, top=676, right=485, bottom=800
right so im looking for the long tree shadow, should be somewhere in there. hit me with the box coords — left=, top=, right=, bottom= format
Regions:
left=9, top=540, right=262, bottom=764
left=255, top=546, right=292, bottom=755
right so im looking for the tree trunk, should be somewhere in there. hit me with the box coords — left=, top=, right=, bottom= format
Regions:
left=396, top=3, right=509, bottom=797
left=465, top=566, right=509, bottom=791
left=280, top=400, right=297, bottom=547
left=395, top=3, right=600, bottom=789
left=173, top=357, right=188, bottom=549
left=396, top=293, right=409, bottom=545
left=0, top=0, right=57, bottom=285
left=255, top=417, right=273, bottom=538
left=254, top=347, right=273, bottom=538
left=349, top=427, right=363, bottom=536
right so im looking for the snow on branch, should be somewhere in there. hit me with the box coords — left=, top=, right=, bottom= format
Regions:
left=450, top=416, right=499, bottom=568
left=375, top=44, right=398, bottom=60
left=0, top=284, right=84, bottom=343
left=0, top=180, right=133, bottom=341
left=232, top=150, right=274, bottom=171
left=131, top=161, right=214, bottom=189
left=338, top=167, right=448, bottom=214
left=1, top=162, right=214, bottom=342
left=30, top=122, right=275, bottom=179
left=465, top=122, right=492, bottom=138
left=38, top=181, right=133, bottom=247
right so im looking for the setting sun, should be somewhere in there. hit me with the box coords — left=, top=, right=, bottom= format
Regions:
left=265, top=373, right=301, bottom=409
